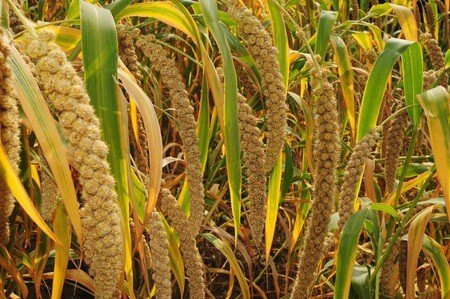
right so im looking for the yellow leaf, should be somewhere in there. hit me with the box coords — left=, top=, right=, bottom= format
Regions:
left=0, top=140, right=60, bottom=244
left=418, top=87, right=450, bottom=221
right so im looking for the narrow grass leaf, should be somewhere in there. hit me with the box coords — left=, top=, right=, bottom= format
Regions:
left=265, top=0, right=289, bottom=259
left=118, top=70, right=163, bottom=221
left=331, top=35, right=356, bottom=135
left=334, top=208, right=370, bottom=299
left=418, top=87, right=450, bottom=221
left=161, top=216, right=185, bottom=295
left=422, top=235, right=450, bottom=298
left=315, top=11, right=337, bottom=59
left=203, top=233, right=251, bottom=299
left=406, top=206, right=434, bottom=298
left=8, top=43, right=82, bottom=243
left=200, top=0, right=242, bottom=238
left=51, top=204, right=72, bottom=299
left=357, top=39, right=421, bottom=139
left=80, top=2, right=134, bottom=295
left=0, top=141, right=59, bottom=243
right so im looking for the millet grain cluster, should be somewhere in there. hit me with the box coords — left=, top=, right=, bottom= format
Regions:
left=338, top=129, right=379, bottom=231
left=291, top=64, right=340, bottom=298
left=159, top=188, right=205, bottom=299
left=137, top=35, right=205, bottom=236
left=19, top=31, right=123, bottom=299
left=0, top=30, right=21, bottom=244
left=225, top=0, right=287, bottom=173
left=146, top=211, right=171, bottom=299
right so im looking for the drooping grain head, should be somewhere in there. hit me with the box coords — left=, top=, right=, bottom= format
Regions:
left=137, top=35, right=205, bottom=236
left=117, top=24, right=142, bottom=80
left=146, top=211, right=171, bottom=299
left=159, top=188, right=205, bottom=299
left=338, top=129, right=379, bottom=231
left=19, top=30, right=123, bottom=299
left=290, top=64, right=340, bottom=298
left=0, top=29, right=21, bottom=245
left=224, top=0, right=286, bottom=173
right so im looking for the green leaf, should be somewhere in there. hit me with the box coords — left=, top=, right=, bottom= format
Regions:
left=107, top=0, right=133, bottom=16
left=199, top=0, right=242, bottom=239
left=369, top=203, right=399, bottom=220
left=422, top=235, right=450, bottom=298
left=357, top=38, right=422, bottom=140
left=315, top=11, right=337, bottom=59
left=402, top=43, right=423, bottom=124
left=80, top=2, right=134, bottom=295
left=368, top=3, right=391, bottom=17
left=265, top=0, right=289, bottom=258
left=350, top=265, right=371, bottom=299
left=334, top=208, right=370, bottom=299
left=331, top=35, right=356, bottom=135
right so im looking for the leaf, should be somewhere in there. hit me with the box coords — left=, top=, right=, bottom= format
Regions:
left=314, top=11, right=337, bottom=59
left=368, top=3, right=391, bottom=17
left=266, top=156, right=283, bottom=259
left=334, top=208, right=370, bottom=299
left=390, top=4, right=418, bottom=41
left=51, top=204, right=72, bottom=299
left=116, top=2, right=196, bottom=39
left=161, top=215, right=185, bottom=295
left=8, top=42, right=82, bottom=243
left=422, top=235, right=450, bottom=298
left=418, top=87, right=450, bottom=222
left=402, top=42, right=423, bottom=124
left=199, top=0, right=242, bottom=238
left=357, top=39, right=422, bottom=140
left=80, top=2, right=134, bottom=295
left=0, top=245, right=28, bottom=297
left=406, top=207, right=434, bottom=298
left=118, top=70, right=163, bottom=222
left=331, top=35, right=356, bottom=135
left=369, top=203, right=399, bottom=220
left=265, top=0, right=289, bottom=259
left=350, top=265, right=371, bottom=299
left=0, top=141, right=59, bottom=243
left=107, top=0, right=133, bottom=16
left=203, top=233, right=251, bottom=299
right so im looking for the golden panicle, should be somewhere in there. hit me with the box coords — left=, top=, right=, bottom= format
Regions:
left=137, top=35, right=204, bottom=236
left=146, top=211, right=171, bottom=299
left=224, top=0, right=286, bottom=173
left=217, top=66, right=266, bottom=244
left=117, top=24, right=142, bottom=81
left=39, top=165, right=60, bottom=222
left=235, top=61, right=257, bottom=97
left=0, top=29, right=21, bottom=245
left=384, top=107, right=407, bottom=194
left=19, top=30, right=123, bottom=299
left=380, top=241, right=399, bottom=297
left=421, top=33, right=449, bottom=86
left=338, top=129, right=379, bottom=231
left=237, top=92, right=267, bottom=245
left=290, top=65, right=340, bottom=298
left=159, top=188, right=205, bottom=299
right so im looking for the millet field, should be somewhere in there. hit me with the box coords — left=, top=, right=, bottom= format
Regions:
left=0, top=0, right=449, bottom=298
